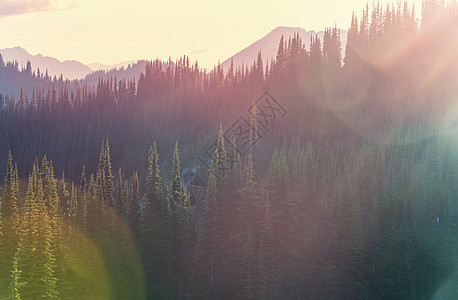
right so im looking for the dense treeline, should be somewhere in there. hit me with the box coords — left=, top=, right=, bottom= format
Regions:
left=0, top=13, right=343, bottom=180
left=0, top=0, right=458, bottom=299
left=0, top=54, right=150, bottom=98
left=0, top=54, right=91, bottom=100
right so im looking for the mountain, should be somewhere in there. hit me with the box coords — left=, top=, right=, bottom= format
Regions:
left=0, top=26, right=347, bottom=95
left=0, top=47, right=139, bottom=80
left=221, top=26, right=347, bottom=71
left=0, top=46, right=92, bottom=80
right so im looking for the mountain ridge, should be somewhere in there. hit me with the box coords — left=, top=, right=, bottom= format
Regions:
left=0, top=46, right=92, bottom=80
left=221, top=26, right=347, bottom=71
left=0, top=26, right=348, bottom=96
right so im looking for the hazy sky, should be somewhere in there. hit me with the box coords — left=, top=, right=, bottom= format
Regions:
left=0, top=0, right=423, bottom=68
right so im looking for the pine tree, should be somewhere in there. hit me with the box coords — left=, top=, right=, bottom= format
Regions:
left=141, top=142, right=173, bottom=298
left=58, top=172, right=70, bottom=220
left=215, top=122, right=228, bottom=178
left=249, top=103, right=260, bottom=172
left=9, top=251, right=21, bottom=300
left=256, top=194, right=279, bottom=299
left=40, top=157, right=62, bottom=298
left=127, top=171, right=140, bottom=238
left=77, top=167, right=88, bottom=229
left=96, top=139, right=115, bottom=207
left=310, top=34, right=323, bottom=70
left=40, top=156, right=59, bottom=216
left=276, top=35, right=286, bottom=73
left=70, top=183, right=77, bottom=220
left=192, top=153, right=225, bottom=298
left=103, top=140, right=115, bottom=208
left=344, top=12, right=360, bottom=69
left=0, top=152, right=20, bottom=294
left=17, top=162, right=57, bottom=298
left=169, top=142, right=193, bottom=299
left=177, top=181, right=193, bottom=300
left=246, top=152, right=256, bottom=188
left=170, top=141, right=183, bottom=207
left=323, top=26, right=342, bottom=72
left=228, top=131, right=241, bottom=188
left=121, top=179, right=130, bottom=219
left=255, top=51, right=264, bottom=86
left=57, top=172, right=75, bottom=298
left=86, top=173, right=100, bottom=238
left=96, top=140, right=106, bottom=201
left=116, top=168, right=123, bottom=214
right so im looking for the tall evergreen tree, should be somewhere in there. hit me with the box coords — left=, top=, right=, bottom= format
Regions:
left=127, top=171, right=140, bottom=237
left=256, top=194, right=279, bottom=299
left=116, top=168, right=123, bottom=214
left=96, top=139, right=115, bottom=207
left=249, top=103, right=260, bottom=172
left=344, top=12, right=360, bottom=69
left=40, top=156, right=59, bottom=220
left=192, top=153, right=225, bottom=299
left=215, top=122, right=228, bottom=178
left=77, top=167, right=88, bottom=229
left=170, top=141, right=183, bottom=207
left=17, top=162, right=57, bottom=298
left=103, top=140, right=115, bottom=208
left=169, top=142, right=193, bottom=299
left=141, top=142, right=173, bottom=299
left=0, top=152, right=20, bottom=294
left=58, top=172, right=70, bottom=220
left=57, top=172, right=74, bottom=298
left=9, top=251, right=21, bottom=300
left=86, top=173, right=100, bottom=238
left=121, top=179, right=130, bottom=219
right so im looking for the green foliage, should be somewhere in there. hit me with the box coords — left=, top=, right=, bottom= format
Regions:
left=96, top=140, right=115, bottom=207
left=0, top=152, right=20, bottom=294
left=0, top=2, right=457, bottom=299
left=17, top=162, right=57, bottom=298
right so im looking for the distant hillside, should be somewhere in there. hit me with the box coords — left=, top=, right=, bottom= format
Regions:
left=0, top=60, right=50, bottom=97
left=0, top=47, right=92, bottom=80
left=0, top=47, right=141, bottom=81
left=221, top=26, right=347, bottom=71
left=0, top=56, right=172, bottom=97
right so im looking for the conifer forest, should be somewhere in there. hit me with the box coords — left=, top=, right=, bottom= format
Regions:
left=0, top=1, right=457, bottom=299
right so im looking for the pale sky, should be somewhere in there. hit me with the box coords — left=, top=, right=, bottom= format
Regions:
left=0, top=0, right=422, bottom=69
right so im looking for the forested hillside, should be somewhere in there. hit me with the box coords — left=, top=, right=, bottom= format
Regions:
left=0, top=1, right=457, bottom=299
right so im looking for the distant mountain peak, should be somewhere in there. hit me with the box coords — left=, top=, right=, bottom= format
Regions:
left=221, top=26, right=347, bottom=71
